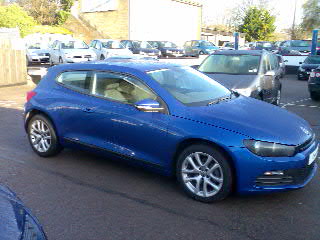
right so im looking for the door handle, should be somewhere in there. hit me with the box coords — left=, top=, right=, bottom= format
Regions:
left=82, top=107, right=95, bottom=113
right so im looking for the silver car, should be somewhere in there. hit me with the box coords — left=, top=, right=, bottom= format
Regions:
left=89, top=39, right=133, bottom=60
left=49, top=40, right=97, bottom=65
left=26, top=42, right=50, bottom=65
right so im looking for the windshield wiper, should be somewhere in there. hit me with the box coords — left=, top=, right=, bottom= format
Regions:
left=207, top=96, right=231, bottom=106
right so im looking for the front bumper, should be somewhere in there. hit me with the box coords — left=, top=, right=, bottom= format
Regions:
left=229, top=140, right=318, bottom=194
left=308, top=82, right=320, bottom=93
left=29, top=56, right=50, bottom=63
left=66, top=57, right=96, bottom=63
left=297, top=70, right=310, bottom=80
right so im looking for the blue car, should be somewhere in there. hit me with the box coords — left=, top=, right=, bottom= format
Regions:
left=24, top=60, right=318, bottom=202
left=0, top=185, right=47, bottom=239
left=184, top=40, right=219, bottom=57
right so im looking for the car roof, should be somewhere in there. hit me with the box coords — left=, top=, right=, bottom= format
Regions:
left=213, top=50, right=265, bottom=55
left=49, top=59, right=182, bottom=73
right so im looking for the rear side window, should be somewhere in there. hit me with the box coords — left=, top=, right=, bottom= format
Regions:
left=269, top=54, right=279, bottom=70
left=184, top=41, right=191, bottom=47
left=57, top=71, right=92, bottom=93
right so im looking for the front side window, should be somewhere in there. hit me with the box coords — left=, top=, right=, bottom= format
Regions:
left=291, top=40, right=311, bottom=47
left=92, top=72, right=157, bottom=104
left=61, top=41, right=89, bottom=49
left=199, top=54, right=261, bottom=75
left=160, top=41, right=177, bottom=48
left=101, top=41, right=125, bottom=49
left=148, top=67, right=231, bottom=106
left=201, top=41, right=214, bottom=47
left=57, top=71, right=92, bottom=93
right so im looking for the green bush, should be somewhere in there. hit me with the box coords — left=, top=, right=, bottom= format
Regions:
left=30, top=25, right=72, bottom=35
left=0, top=4, right=36, bottom=37
left=56, top=10, right=71, bottom=25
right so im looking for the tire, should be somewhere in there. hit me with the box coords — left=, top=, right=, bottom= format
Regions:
left=100, top=55, right=105, bottom=60
left=310, top=92, right=320, bottom=101
left=199, top=51, right=205, bottom=55
left=272, top=89, right=281, bottom=106
left=176, top=144, right=233, bottom=203
left=27, top=114, right=62, bottom=157
left=59, top=57, right=63, bottom=64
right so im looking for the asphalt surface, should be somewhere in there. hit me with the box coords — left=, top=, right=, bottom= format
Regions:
left=0, top=74, right=319, bottom=240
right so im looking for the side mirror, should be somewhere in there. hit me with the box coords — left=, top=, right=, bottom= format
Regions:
left=191, top=65, right=199, bottom=69
left=265, top=71, right=276, bottom=76
left=299, top=62, right=302, bottom=65
left=135, top=99, right=164, bottom=113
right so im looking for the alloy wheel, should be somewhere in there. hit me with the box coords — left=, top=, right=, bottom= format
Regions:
left=29, top=120, right=52, bottom=153
left=181, top=152, right=223, bottom=197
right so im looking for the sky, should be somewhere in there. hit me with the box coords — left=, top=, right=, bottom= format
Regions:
left=202, top=0, right=305, bottom=31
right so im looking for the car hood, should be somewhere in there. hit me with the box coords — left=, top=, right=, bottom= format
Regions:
left=204, top=73, right=258, bottom=89
left=27, top=49, right=50, bottom=55
left=301, top=63, right=320, bottom=70
left=62, top=49, right=95, bottom=55
left=0, top=186, right=46, bottom=240
left=161, top=47, right=184, bottom=52
left=290, top=46, right=311, bottom=52
left=183, top=96, right=312, bottom=145
left=138, top=48, right=159, bottom=53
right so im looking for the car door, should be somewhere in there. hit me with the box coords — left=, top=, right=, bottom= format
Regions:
left=89, top=71, right=170, bottom=166
left=183, top=41, right=191, bottom=55
left=93, top=41, right=103, bottom=59
left=261, top=54, right=275, bottom=102
left=50, top=41, right=60, bottom=64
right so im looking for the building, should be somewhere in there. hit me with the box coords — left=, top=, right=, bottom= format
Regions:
left=77, top=0, right=202, bottom=45
left=201, top=28, right=246, bottom=47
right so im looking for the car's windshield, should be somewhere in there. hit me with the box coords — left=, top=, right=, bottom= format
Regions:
left=61, top=41, right=89, bottom=49
left=224, top=43, right=234, bottom=47
left=160, top=41, right=177, bottom=48
left=147, top=67, right=231, bottom=106
left=199, top=54, right=261, bottom=75
left=291, top=40, right=311, bottom=47
left=133, top=41, right=153, bottom=49
left=101, top=41, right=125, bottom=49
left=305, top=56, right=320, bottom=64
left=28, top=43, right=48, bottom=49
left=201, top=41, right=214, bottom=47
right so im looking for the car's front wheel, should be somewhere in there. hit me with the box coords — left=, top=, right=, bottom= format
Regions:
left=27, top=114, right=62, bottom=157
left=176, top=144, right=233, bottom=202
left=310, top=92, right=320, bottom=101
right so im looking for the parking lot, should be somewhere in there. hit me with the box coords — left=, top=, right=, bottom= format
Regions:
left=0, top=68, right=319, bottom=240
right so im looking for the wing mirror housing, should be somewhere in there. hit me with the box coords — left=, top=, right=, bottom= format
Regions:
left=135, top=99, right=164, bottom=113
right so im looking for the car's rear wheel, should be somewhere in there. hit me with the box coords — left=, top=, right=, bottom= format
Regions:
left=59, top=57, right=63, bottom=64
left=100, top=55, right=105, bottom=60
left=176, top=144, right=233, bottom=202
left=27, top=115, right=62, bottom=157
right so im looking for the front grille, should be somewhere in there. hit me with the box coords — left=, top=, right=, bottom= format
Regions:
left=84, top=55, right=92, bottom=58
left=255, top=163, right=315, bottom=187
left=295, top=135, right=315, bottom=153
left=73, top=56, right=82, bottom=58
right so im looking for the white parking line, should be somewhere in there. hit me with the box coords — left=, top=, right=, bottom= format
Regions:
left=281, top=98, right=311, bottom=108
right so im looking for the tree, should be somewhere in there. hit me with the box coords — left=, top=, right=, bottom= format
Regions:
left=238, top=7, right=276, bottom=42
left=17, top=0, right=74, bottom=25
left=0, top=4, right=36, bottom=37
left=301, top=0, right=320, bottom=32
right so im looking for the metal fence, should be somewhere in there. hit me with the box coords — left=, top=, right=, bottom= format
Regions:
left=0, top=31, right=27, bottom=87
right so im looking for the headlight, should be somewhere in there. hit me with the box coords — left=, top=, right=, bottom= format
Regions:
left=31, top=53, right=38, bottom=57
left=244, top=140, right=296, bottom=157
left=234, top=88, right=252, bottom=97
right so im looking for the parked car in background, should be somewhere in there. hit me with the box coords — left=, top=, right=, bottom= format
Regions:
left=120, top=40, right=161, bottom=57
left=26, top=42, right=50, bottom=65
left=197, top=50, right=282, bottom=105
left=297, top=55, right=320, bottom=80
left=0, top=185, right=47, bottom=239
left=220, top=42, right=235, bottom=50
left=89, top=39, right=133, bottom=60
left=253, top=41, right=276, bottom=52
left=49, top=40, right=97, bottom=65
left=24, top=59, right=318, bottom=202
left=278, top=40, right=312, bottom=56
left=309, top=67, right=320, bottom=100
left=148, top=41, right=185, bottom=58
left=184, top=40, right=219, bottom=57
left=277, top=54, right=286, bottom=78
